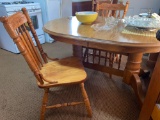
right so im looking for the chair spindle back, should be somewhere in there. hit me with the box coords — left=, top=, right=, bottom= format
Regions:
left=96, top=1, right=129, bottom=18
left=0, top=8, right=47, bottom=84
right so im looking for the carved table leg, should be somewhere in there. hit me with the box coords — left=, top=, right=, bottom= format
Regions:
left=124, top=53, right=144, bottom=106
left=73, top=45, right=83, bottom=60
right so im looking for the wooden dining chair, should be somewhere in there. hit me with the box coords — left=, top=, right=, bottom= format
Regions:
left=0, top=8, right=92, bottom=120
left=96, top=1, right=129, bottom=18
left=135, top=52, right=160, bottom=120
left=138, top=33, right=160, bottom=120
left=83, top=1, right=129, bottom=77
left=92, top=0, right=113, bottom=11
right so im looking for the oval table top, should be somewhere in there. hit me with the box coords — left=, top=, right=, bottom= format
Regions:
left=43, top=16, right=160, bottom=53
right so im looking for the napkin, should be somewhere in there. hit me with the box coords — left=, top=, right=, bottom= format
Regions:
left=151, top=13, right=160, bottom=21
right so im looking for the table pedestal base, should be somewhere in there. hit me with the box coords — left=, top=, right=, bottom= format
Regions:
left=73, top=45, right=145, bottom=106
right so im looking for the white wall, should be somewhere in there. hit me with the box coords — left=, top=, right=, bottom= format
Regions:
left=72, top=0, right=160, bottom=16
left=122, top=0, right=159, bottom=16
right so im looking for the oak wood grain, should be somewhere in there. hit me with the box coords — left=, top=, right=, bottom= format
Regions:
left=43, top=17, right=160, bottom=53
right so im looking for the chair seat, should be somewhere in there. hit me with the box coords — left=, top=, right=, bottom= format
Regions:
left=39, top=56, right=87, bottom=87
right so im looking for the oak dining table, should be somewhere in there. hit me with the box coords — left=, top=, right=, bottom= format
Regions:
left=43, top=16, right=160, bottom=106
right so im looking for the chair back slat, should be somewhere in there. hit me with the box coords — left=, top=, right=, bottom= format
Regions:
left=17, top=25, right=41, bottom=70
left=92, top=0, right=113, bottom=11
left=21, top=24, right=43, bottom=68
left=0, top=9, right=44, bottom=84
left=96, top=1, right=129, bottom=18
left=22, top=8, right=48, bottom=63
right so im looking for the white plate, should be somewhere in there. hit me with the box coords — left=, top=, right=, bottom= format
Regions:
left=139, top=13, right=149, bottom=17
left=125, top=16, right=160, bottom=29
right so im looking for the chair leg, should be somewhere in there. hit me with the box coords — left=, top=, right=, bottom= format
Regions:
left=93, top=49, right=96, bottom=64
left=109, top=53, right=114, bottom=78
left=104, top=51, right=108, bottom=66
left=98, top=50, right=101, bottom=64
left=80, top=83, right=92, bottom=117
left=118, top=54, right=122, bottom=69
left=40, top=88, right=49, bottom=120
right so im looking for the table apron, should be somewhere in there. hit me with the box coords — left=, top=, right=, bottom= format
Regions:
left=50, top=34, right=160, bottom=54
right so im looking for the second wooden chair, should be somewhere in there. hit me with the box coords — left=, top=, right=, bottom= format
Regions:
left=83, top=1, right=129, bottom=77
